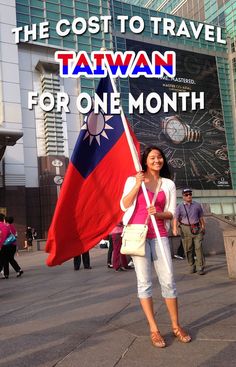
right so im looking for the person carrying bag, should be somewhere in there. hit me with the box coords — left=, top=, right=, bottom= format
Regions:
left=120, top=145, right=191, bottom=349
left=172, top=188, right=205, bottom=275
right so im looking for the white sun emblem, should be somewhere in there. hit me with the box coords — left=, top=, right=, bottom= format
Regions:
left=81, top=110, right=113, bottom=145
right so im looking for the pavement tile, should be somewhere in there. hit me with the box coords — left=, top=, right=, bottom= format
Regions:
left=0, top=250, right=236, bottom=367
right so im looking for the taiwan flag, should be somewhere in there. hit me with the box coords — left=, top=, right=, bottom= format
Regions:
left=46, top=75, right=140, bottom=266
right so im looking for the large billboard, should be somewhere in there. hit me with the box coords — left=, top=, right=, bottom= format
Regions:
left=126, top=39, right=232, bottom=190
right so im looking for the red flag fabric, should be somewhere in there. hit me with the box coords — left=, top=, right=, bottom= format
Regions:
left=46, top=75, right=140, bottom=266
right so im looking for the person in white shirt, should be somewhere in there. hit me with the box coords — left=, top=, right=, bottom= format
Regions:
left=121, top=145, right=191, bottom=348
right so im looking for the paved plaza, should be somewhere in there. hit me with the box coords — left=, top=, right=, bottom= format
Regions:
left=0, top=248, right=236, bottom=367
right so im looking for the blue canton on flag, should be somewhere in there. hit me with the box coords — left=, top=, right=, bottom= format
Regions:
left=71, top=76, right=124, bottom=178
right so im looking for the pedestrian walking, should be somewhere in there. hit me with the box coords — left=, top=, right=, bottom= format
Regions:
left=0, top=213, right=10, bottom=276
left=172, top=188, right=206, bottom=275
left=25, top=226, right=33, bottom=250
left=2, top=216, right=23, bottom=278
left=174, top=240, right=185, bottom=260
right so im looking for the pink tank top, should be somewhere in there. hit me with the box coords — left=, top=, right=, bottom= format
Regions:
left=129, top=189, right=168, bottom=238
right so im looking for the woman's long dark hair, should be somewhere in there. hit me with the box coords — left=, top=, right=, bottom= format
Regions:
left=141, top=145, right=171, bottom=179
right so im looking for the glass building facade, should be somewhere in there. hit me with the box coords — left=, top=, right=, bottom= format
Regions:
left=16, top=0, right=113, bottom=96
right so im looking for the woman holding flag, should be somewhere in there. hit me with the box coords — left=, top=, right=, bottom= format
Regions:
left=121, top=145, right=191, bottom=348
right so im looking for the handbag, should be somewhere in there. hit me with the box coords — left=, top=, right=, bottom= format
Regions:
left=120, top=224, right=148, bottom=256
left=190, top=223, right=200, bottom=235
left=3, top=233, right=17, bottom=246
left=120, top=178, right=162, bottom=257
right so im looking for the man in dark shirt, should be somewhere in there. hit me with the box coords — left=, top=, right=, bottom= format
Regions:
left=173, top=188, right=206, bottom=275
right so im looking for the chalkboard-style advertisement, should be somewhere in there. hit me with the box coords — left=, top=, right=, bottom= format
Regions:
left=126, top=39, right=232, bottom=190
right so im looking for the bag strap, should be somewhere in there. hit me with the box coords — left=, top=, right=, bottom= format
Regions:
left=151, top=177, right=162, bottom=205
left=144, top=177, right=162, bottom=225
left=183, top=204, right=191, bottom=225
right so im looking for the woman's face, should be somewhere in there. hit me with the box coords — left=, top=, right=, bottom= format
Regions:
left=146, top=149, right=164, bottom=172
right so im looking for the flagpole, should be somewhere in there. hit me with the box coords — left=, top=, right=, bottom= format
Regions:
left=108, top=74, right=172, bottom=274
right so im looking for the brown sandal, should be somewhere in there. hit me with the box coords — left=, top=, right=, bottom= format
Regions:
left=150, top=330, right=166, bottom=348
left=173, top=327, right=191, bottom=343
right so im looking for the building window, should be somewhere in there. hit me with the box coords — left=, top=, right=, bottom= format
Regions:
left=36, top=62, right=66, bottom=157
